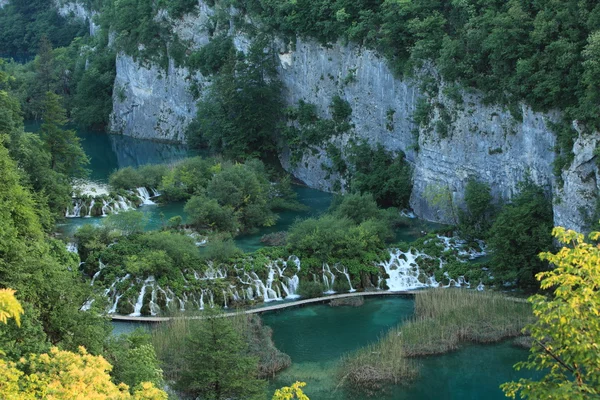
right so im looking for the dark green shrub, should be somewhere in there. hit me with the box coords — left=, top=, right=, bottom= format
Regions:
left=298, top=280, right=325, bottom=299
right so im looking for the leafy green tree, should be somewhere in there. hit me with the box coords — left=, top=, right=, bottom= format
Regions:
left=185, top=195, right=239, bottom=233
left=502, top=227, right=600, bottom=399
left=36, top=36, right=55, bottom=93
left=488, top=182, right=553, bottom=289
left=331, top=193, right=382, bottom=224
left=176, top=308, right=266, bottom=400
left=0, top=143, right=109, bottom=355
left=346, top=143, right=412, bottom=208
left=73, top=49, right=116, bottom=129
left=103, top=211, right=148, bottom=235
left=458, top=179, right=494, bottom=238
left=287, top=214, right=386, bottom=278
left=188, top=37, right=283, bottom=159
left=105, top=329, right=164, bottom=392
left=40, top=91, right=89, bottom=177
left=0, top=0, right=86, bottom=55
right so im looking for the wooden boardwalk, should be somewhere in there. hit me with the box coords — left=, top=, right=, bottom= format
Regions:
left=110, top=290, right=418, bottom=323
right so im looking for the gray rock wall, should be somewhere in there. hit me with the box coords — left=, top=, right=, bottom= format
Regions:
left=108, top=4, right=599, bottom=232
left=110, top=54, right=202, bottom=143
left=54, top=1, right=99, bottom=36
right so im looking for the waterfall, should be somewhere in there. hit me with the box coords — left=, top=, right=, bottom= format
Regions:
left=80, top=298, right=94, bottom=311
left=130, top=276, right=155, bottom=317
left=66, top=199, right=84, bottom=218
left=334, top=265, right=356, bottom=293
left=149, top=285, right=160, bottom=316
left=66, top=242, right=78, bottom=253
left=106, top=274, right=131, bottom=314
left=101, top=199, right=109, bottom=216
left=437, top=235, right=487, bottom=259
left=86, top=199, right=95, bottom=217
left=136, top=187, right=156, bottom=205
left=116, top=195, right=134, bottom=212
left=379, top=249, right=432, bottom=291
left=150, top=188, right=160, bottom=197
left=477, top=282, right=485, bottom=291
left=322, top=264, right=336, bottom=294
left=90, top=260, right=106, bottom=286
left=223, top=290, right=228, bottom=309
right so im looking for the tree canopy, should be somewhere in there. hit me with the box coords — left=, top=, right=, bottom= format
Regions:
left=502, top=227, right=600, bottom=399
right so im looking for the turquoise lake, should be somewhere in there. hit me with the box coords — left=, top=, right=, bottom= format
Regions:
left=35, top=124, right=529, bottom=399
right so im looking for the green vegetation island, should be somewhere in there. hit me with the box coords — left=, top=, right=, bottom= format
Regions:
left=0, top=0, right=599, bottom=399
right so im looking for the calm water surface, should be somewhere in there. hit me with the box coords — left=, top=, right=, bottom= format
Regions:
left=262, top=297, right=530, bottom=400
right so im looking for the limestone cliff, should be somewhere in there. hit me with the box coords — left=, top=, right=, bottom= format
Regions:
left=54, top=0, right=98, bottom=36
left=103, top=2, right=599, bottom=232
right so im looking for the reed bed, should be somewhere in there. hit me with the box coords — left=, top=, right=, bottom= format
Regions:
left=339, top=289, right=534, bottom=392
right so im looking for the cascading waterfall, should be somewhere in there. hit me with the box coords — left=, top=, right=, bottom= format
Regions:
left=94, top=236, right=489, bottom=316
left=334, top=265, right=356, bottom=292
left=322, top=264, right=336, bottom=294
left=67, top=185, right=160, bottom=218
left=130, top=276, right=155, bottom=317
left=106, top=274, right=131, bottom=314
left=66, top=199, right=84, bottom=218
left=436, top=235, right=487, bottom=259
left=379, top=249, right=433, bottom=291
left=90, top=260, right=106, bottom=286
left=86, top=199, right=95, bottom=217
left=136, top=187, right=156, bottom=205
left=66, top=242, right=78, bottom=253
left=149, top=284, right=160, bottom=316
left=80, top=298, right=94, bottom=311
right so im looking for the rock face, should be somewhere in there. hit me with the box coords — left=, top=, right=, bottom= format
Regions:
left=107, top=3, right=599, bottom=232
left=110, top=54, right=202, bottom=142
left=54, top=1, right=99, bottom=36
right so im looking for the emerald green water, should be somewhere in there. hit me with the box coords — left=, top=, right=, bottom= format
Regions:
left=24, top=122, right=195, bottom=184
left=112, top=297, right=530, bottom=399
left=262, top=297, right=530, bottom=400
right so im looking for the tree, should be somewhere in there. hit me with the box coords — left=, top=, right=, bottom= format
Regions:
left=0, top=142, right=108, bottom=355
left=105, top=329, right=164, bottom=392
left=104, top=210, right=148, bottom=235
left=40, top=91, right=89, bottom=177
left=176, top=308, right=266, bottom=400
left=502, top=227, right=600, bottom=399
left=188, top=37, right=283, bottom=159
left=0, top=289, right=167, bottom=400
left=36, top=36, right=55, bottom=93
left=0, top=289, right=23, bottom=327
left=487, top=182, right=553, bottom=289
left=458, top=179, right=493, bottom=238
left=273, top=381, right=310, bottom=400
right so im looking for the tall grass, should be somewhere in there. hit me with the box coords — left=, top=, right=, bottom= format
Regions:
left=339, top=289, right=534, bottom=392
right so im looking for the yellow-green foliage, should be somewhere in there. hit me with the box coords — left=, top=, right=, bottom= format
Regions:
left=0, top=289, right=23, bottom=327
left=0, top=289, right=167, bottom=400
left=502, top=227, right=600, bottom=399
left=272, top=381, right=310, bottom=400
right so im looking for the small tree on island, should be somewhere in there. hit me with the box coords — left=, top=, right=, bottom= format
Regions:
left=502, top=227, right=600, bottom=399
